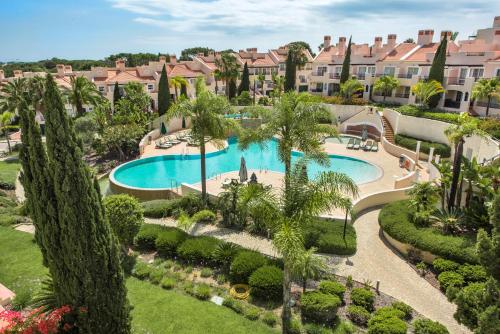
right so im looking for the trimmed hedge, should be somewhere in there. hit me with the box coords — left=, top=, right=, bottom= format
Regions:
left=141, top=194, right=205, bottom=218
left=318, top=280, right=346, bottom=301
left=367, top=307, right=407, bottom=334
left=457, top=264, right=487, bottom=283
left=395, top=134, right=450, bottom=158
left=191, top=209, right=216, bottom=224
left=249, top=265, right=283, bottom=301
left=379, top=201, right=478, bottom=263
left=347, top=305, right=371, bottom=326
left=141, top=200, right=174, bottom=218
left=351, top=288, right=375, bottom=312
left=432, top=258, right=459, bottom=273
left=300, top=291, right=341, bottom=324
left=413, top=319, right=449, bottom=334
left=177, top=236, right=221, bottom=264
left=437, top=271, right=464, bottom=290
left=230, top=250, right=268, bottom=284
left=391, top=301, right=412, bottom=320
left=134, top=224, right=165, bottom=250
left=303, top=219, right=356, bottom=255
left=155, top=228, right=188, bottom=257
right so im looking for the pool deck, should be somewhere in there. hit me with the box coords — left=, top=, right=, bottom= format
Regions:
left=142, top=135, right=225, bottom=158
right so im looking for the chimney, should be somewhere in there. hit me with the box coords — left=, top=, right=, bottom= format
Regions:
left=14, top=70, right=23, bottom=78
left=494, top=16, right=500, bottom=28
left=208, top=51, right=214, bottom=56
left=494, top=29, right=500, bottom=45
left=374, top=36, right=382, bottom=49
left=417, top=29, right=434, bottom=45
left=387, top=34, right=397, bottom=48
left=64, top=65, right=72, bottom=74
left=338, top=37, right=346, bottom=50
left=170, top=55, right=177, bottom=64
left=440, top=31, right=452, bottom=41
left=115, top=59, right=125, bottom=71
left=159, top=55, right=167, bottom=63
left=56, top=64, right=65, bottom=76
left=323, top=35, right=331, bottom=49
left=0, top=70, right=4, bottom=80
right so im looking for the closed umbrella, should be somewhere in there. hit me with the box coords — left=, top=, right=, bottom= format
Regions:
left=239, top=157, right=248, bottom=183
left=161, top=122, right=167, bottom=135
left=361, top=126, right=368, bottom=141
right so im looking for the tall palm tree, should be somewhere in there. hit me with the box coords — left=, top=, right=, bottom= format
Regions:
left=472, top=78, right=500, bottom=117
left=257, top=73, right=266, bottom=96
left=258, top=162, right=358, bottom=334
left=0, top=111, right=15, bottom=153
left=373, top=75, right=399, bottom=102
left=462, top=157, right=481, bottom=207
left=435, top=160, right=452, bottom=211
left=340, top=78, right=363, bottom=102
left=26, top=76, right=46, bottom=113
left=272, top=73, right=285, bottom=98
left=170, top=76, right=188, bottom=101
left=215, top=52, right=239, bottom=98
left=444, top=113, right=486, bottom=211
left=292, top=247, right=327, bottom=293
left=0, top=78, right=28, bottom=115
left=66, top=76, right=102, bottom=117
left=411, top=80, right=445, bottom=108
left=168, top=77, right=239, bottom=205
left=213, top=69, right=222, bottom=96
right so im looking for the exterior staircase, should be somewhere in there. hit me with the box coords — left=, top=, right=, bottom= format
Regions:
left=381, top=116, right=395, bottom=144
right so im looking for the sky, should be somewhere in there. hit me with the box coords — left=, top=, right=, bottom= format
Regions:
left=0, top=0, right=499, bottom=62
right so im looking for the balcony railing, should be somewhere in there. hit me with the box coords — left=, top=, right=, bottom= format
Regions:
left=444, top=99, right=461, bottom=109
left=329, top=73, right=341, bottom=79
left=310, top=88, right=324, bottom=93
left=395, top=93, right=410, bottom=98
left=397, top=73, right=414, bottom=79
left=447, top=77, right=466, bottom=85
left=356, top=74, right=366, bottom=80
left=312, top=71, right=326, bottom=77
left=375, top=73, right=395, bottom=78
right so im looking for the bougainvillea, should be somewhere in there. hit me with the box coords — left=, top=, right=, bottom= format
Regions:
left=0, top=305, right=78, bottom=334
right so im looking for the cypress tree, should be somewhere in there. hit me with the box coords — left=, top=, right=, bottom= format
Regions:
left=43, top=74, right=130, bottom=333
left=284, top=50, right=296, bottom=92
left=158, top=64, right=171, bottom=115
left=340, top=37, right=352, bottom=84
left=427, top=37, right=447, bottom=108
left=238, top=62, right=250, bottom=95
left=228, top=78, right=237, bottom=100
left=180, top=83, right=187, bottom=98
left=113, top=81, right=122, bottom=107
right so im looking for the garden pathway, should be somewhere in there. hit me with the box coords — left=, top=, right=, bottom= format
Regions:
left=146, top=211, right=470, bottom=333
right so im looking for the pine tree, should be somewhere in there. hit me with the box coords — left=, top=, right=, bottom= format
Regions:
left=284, top=50, right=296, bottom=92
left=340, top=37, right=352, bottom=84
left=427, top=37, right=447, bottom=108
left=238, top=62, right=250, bottom=95
left=113, top=82, right=122, bottom=107
left=158, top=64, right=171, bottom=115
left=35, top=74, right=130, bottom=333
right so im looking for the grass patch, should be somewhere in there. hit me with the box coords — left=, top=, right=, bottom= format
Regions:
left=379, top=201, right=477, bottom=263
left=0, top=158, right=21, bottom=189
left=0, top=226, right=277, bottom=334
left=395, top=134, right=451, bottom=158
left=304, top=219, right=356, bottom=255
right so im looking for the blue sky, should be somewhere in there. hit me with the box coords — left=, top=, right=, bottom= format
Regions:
left=1, top=0, right=499, bottom=61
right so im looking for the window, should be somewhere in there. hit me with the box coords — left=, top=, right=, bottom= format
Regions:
left=367, top=67, right=376, bottom=75
left=279, top=63, right=286, bottom=71
left=147, top=84, right=154, bottom=91
left=469, top=68, right=484, bottom=78
left=407, top=67, right=419, bottom=77
left=496, top=68, right=500, bottom=78
left=334, top=66, right=342, bottom=74
left=383, top=67, right=396, bottom=77
left=464, top=92, right=469, bottom=102
left=358, top=66, right=366, bottom=74
left=459, top=68, right=468, bottom=78
left=98, top=86, right=104, bottom=93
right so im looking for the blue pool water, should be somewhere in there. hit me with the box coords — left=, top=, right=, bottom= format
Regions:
left=112, top=138, right=381, bottom=189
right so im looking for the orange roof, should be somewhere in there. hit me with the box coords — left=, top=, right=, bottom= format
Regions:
left=167, top=63, right=202, bottom=77
left=236, top=52, right=277, bottom=67
left=315, top=46, right=341, bottom=62
left=381, top=43, right=417, bottom=61
left=94, top=69, right=154, bottom=84
left=404, top=43, right=438, bottom=62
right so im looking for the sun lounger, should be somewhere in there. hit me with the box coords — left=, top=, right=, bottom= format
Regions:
left=363, top=140, right=373, bottom=151
left=353, top=139, right=360, bottom=150
left=346, top=138, right=354, bottom=149
left=371, top=141, right=379, bottom=152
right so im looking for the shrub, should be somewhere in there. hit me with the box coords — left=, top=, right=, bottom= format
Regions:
left=200, top=267, right=213, bottom=278
left=367, top=316, right=407, bottom=334
left=379, top=201, right=478, bottom=263
left=457, top=264, right=487, bottom=283
left=413, top=319, right=449, bottom=334
left=11, top=290, right=32, bottom=311
left=160, top=277, right=176, bottom=290
left=453, top=282, right=486, bottom=330
left=191, top=209, right=216, bottom=224
left=262, top=312, right=278, bottom=327
left=289, top=316, right=303, bottom=334
left=175, top=193, right=205, bottom=216
left=248, top=265, right=283, bottom=301
left=432, top=258, right=459, bottom=273
left=243, top=305, right=260, bottom=321
left=216, top=274, right=227, bottom=285
left=300, top=291, right=341, bottom=324
left=303, top=219, right=356, bottom=255
left=182, top=281, right=194, bottom=295
left=177, top=236, right=221, bottom=264
left=134, top=224, right=164, bottom=250
left=346, top=275, right=353, bottom=289
left=155, top=228, right=188, bottom=257
left=351, top=288, right=375, bottom=312
left=347, top=305, right=371, bottom=326
left=230, top=250, right=268, bottom=283
left=141, top=199, right=173, bottom=218
left=194, top=283, right=211, bottom=300
left=391, top=301, right=412, bottom=320
left=148, top=267, right=165, bottom=284
left=372, top=307, right=405, bottom=320
left=437, top=271, right=464, bottom=290
left=132, top=262, right=153, bottom=279
left=395, top=134, right=450, bottom=158
left=304, top=323, right=332, bottom=334
left=319, top=280, right=346, bottom=300
left=445, top=285, right=460, bottom=302
left=103, top=194, right=144, bottom=246
left=222, top=296, right=245, bottom=314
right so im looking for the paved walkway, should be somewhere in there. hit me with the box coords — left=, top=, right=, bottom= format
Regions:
left=146, top=210, right=469, bottom=333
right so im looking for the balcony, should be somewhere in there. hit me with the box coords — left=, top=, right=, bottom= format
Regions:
left=376, top=73, right=395, bottom=78
left=356, top=73, right=366, bottom=80
left=447, top=77, right=466, bottom=85
left=397, top=73, right=414, bottom=79
left=395, top=93, right=410, bottom=98
left=310, top=88, right=324, bottom=93
left=444, top=99, right=461, bottom=109
left=311, top=71, right=326, bottom=77
left=329, top=73, right=341, bottom=79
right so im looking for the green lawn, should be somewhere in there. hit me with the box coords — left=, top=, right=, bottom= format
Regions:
left=0, top=226, right=276, bottom=334
left=0, top=158, right=21, bottom=186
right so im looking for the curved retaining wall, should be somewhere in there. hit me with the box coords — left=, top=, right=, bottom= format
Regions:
left=352, top=186, right=411, bottom=213
left=394, top=171, right=417, bottom=189
left=382, top=231, right=438, bottom=264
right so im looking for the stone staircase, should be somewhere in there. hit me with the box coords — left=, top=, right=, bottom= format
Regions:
left=381, top=116, right=395, bottom=143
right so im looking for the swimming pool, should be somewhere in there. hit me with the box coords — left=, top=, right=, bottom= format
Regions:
left=325, top=135, right=359, bottom=144
left=111, top=137, right=381, bottom=190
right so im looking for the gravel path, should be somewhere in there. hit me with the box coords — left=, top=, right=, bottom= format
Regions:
left=147, top=210, right=470, bottom=333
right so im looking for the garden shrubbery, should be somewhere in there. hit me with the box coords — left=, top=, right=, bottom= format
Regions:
left=395, top=134, right=450, bottom=158
left=379, top=201, right=478, bottom=263
left=177, top=236, right=221, bottom=264
left=300, top=291, right=341, bottom=324
left=318, top=280, right=346, bottom=301
left=230, top=250, right=268, bottom=283
left=367, top=307, right=407, bottom=334
left=413, top=319, right=449, bottom=334
left=432, top=258, right=459, bottom=273
left=303, top=219, right=356, bottom=255
left=191, top=209, right=217, bottom=224
left=248, top=265, right=283, bottom=301
left=141, top=194, right=205, bottom=218
left=103, top=194, right=144, bottom=246
left=155, top=228, right=188, bottom=257
left=134, top=224, right=165, bottom=250
left=390, top=301, right=412, bottom=320
left=437, top=271, right=465, bottom=290
left=346, top=305, right=371, bottom=326
left=350, top=288, right=375, bottom=312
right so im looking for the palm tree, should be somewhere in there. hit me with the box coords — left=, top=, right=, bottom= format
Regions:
left=170, top=76, right=188, bottom=101
left=411, top=80, right=445, bottom=108
left=272, top=74, right=285, bottom=98
left=168, top=77, right=239, bottom=205
left=462, top=157, right=481, bottom=207
left=435, top=160, right=452, bottom=211
left=408, top=181, right=439, bottom=225
left=213, top=69, right=222, bottom=96
left=258, top=73, right=266, bottom=96
left=215, top=52, right=239, bottom=98
left=0, top=78, right=28, bottom=115
left=444, top=113, right=486, bottom=211
left=340, top=79, right=363, bottom=102
left=471, top=78, right=500, bottom=117
left=0, top=111, right=14, bottom=153
left=373, top=75, right=399, bottom=102
left=292, top=247, right=327, bottom=293
left=66, top=76, right=102, bottom=117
